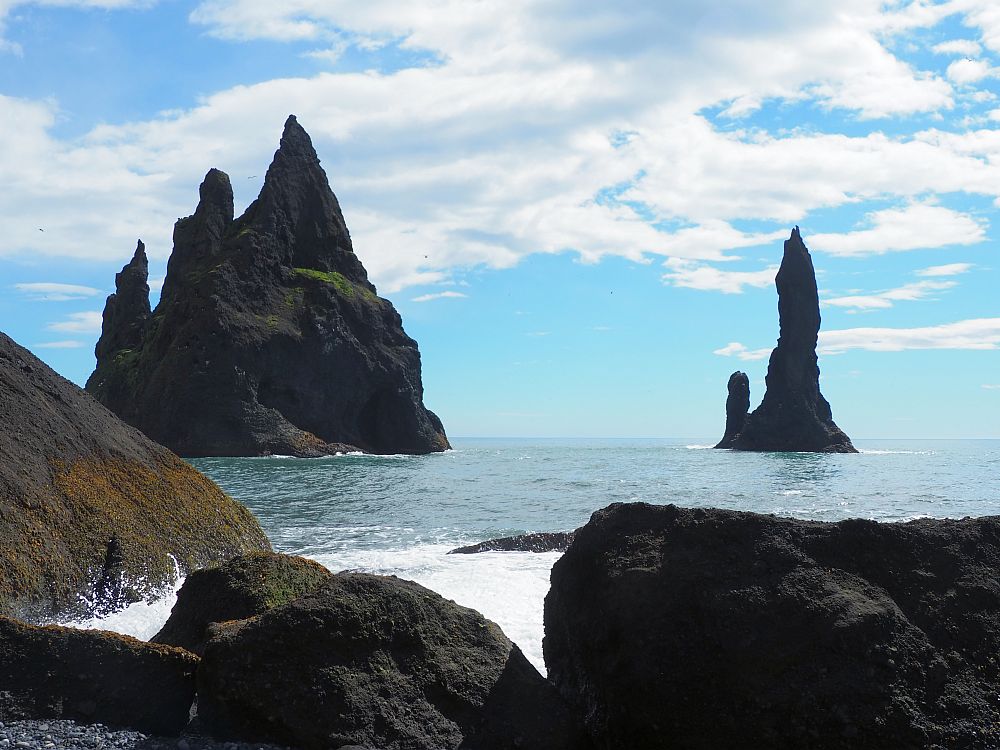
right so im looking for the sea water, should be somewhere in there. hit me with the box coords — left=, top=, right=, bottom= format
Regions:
left=78, top=438, right=1000, bottom=671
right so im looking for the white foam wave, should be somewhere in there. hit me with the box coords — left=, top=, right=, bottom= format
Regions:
left=310, top=544, right=558, bottom=674
left=685, top=444, right=714, bottom=450
left=859, top=449, right=935, bottom=455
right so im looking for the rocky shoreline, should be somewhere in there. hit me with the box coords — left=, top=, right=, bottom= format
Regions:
left=0, top=719, right=294, bottom=750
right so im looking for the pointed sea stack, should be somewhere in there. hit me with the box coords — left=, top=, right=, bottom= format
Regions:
left=713, top=371, right=749, bottom=449
left=87, top=116, right=449, bottom=457
left=732, top=228, right=856, bottom=453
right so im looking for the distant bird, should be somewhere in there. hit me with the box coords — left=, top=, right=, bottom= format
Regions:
left=247, top=175, right=257, bottom=179
left=37, top=228, right=44, bottom=232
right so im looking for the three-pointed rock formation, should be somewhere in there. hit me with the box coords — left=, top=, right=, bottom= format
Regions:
left=729, top=228, right=856, bottom=453
left=87, top=116, right=449, bottom=457
left=713, top=371, right=749, bottom=449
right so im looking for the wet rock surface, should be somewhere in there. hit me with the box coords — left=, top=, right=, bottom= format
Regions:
left=152, top=552, right=332, bottom=655
left=713, top=370, right=749, bottom=449
left=732, top=228, right=856, bottom=453
left=0, top=617, right=197, bottom=735
left=0, top=719, right=297, bottom=750
left=0, top=332, right=269, bottom=619
left=545, top=502, right=1000, bottom=749
left=448, top=531, right=576, bottom=554
left=87, top=116, right=448, bottom=458
left=198, top=573, right=589, bottom=750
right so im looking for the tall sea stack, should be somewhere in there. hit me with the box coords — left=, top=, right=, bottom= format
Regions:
left=731, top=227, right=856, bottom=453
left=87, top=116, right=449, bottom=457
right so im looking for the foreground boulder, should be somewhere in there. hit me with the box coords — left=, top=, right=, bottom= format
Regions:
left=713, top=370, right=749, bottom=449
left=0, top=332, right=269, bottom=619
left=0, top=617, right=197, bottom=734
left=731, top=228, right=856, bottom=452
left=87, top=115, right=449, bottom=457
left=152, top=552, right=331, bottom=655
left=199, top=573, right=589, bottom=749
left=545, top=502, right=1000, bottom=749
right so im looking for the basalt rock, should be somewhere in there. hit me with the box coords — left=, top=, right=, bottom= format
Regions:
left=0, top=331, right=269, bottom=619
left=714, top=371, right=749, bottom=449
left=448, top=531, right=577, bottom=554
left=0, top=616, right=197, bottom=735
left=87, top=115, right=449, bottom=457
left=198, top=573, right=590, bottom=750
left=152, top=552, right=332, bottom=655
left=732, top=228, right=856, bottom=453
left=544, top=502, right=1000, bottom=749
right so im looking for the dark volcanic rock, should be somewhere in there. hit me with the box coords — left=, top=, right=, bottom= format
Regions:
left=0, top=616, right=197, bottom=735
left=152, top=552, right=332, bottom=655
left=198, top=573, right=589, bottom=750
left=732, top=228, right=856, bottom=453
left=448, top=531, right=576, bottom=554
left=0, top=332, right=269, bottom=619
left=713, top=370, right=749, bottom=449
left=87, top=115, right=449, bottom=457
left=544, top=502, right=1000, bottom=749
left=94, top=240, right=150, bottom=363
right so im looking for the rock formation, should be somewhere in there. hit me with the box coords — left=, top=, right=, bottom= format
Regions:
left=449, top=531, right=577, bottom=554
left=152, top=552, right=332, bottom=655
left=0, top=616, right=197, bottom=735
left=87, top=115, right=449, bottom=457
left=730, top=227, right=855, bottom=452
left=0, top=332, right=269, bottom=619
left=545, top=502, right=1000, bottom=749
left=198, top=573, right=590, bottom=750
left=713, top=370, right=749, bottom=449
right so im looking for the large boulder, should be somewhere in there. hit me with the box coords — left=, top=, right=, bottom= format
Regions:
left=544, top=502, right=1000, bottom=749
left=86, top=115, right=449, bottom=457
left=0, top=332, right=269, bottom=619
left=152, top=551, right=332, bottom=655
left=0, top=616, right=197, bottom=735
left=198, top=573, right=589, bottom=750
left=731, top=228, right=856, bottom=452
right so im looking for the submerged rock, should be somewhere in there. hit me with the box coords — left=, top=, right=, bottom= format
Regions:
left=0, top=616, right=197, bottom=735
left=0, top=332, right=269, bottom=619
left=87, top=116, right=449, bottom=458
left=198, top=573, right=589, bottom=750
left=545, top=502, right=1000, bottom=749
left=152, top=552, right=332, bottom=655
left=732, top=228, right=856, bottom=453
left=713, top=370, right=749, bottom=449
left=448, top=531, right=576, bottom=554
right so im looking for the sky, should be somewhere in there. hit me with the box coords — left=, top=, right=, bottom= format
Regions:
left=1, top=0, right=998, bottom=440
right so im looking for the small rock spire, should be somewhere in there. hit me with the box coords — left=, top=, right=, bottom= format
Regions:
left=94, top=239, right=151, bottom=361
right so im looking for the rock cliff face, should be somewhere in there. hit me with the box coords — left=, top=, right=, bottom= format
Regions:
left=87, top=116, right=449, bottom=457
left=545, top=502, right=1000, bottom=749
left=732, top=228, right=856, bottom=453
left=0, top=332, right=269, bottom=619
left=713, top=371, right=749, bottom=449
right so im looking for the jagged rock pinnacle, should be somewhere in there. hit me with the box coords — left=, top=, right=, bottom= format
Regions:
left=730, top=228, right=856, bottom=453
left=714, top=371, right=749, bottom=449
left=94, top=239, right=150, bottom=362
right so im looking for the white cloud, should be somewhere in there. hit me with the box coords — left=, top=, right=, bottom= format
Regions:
left=983, top=384, right=1000, bottom=389
left=33, top=339, right=86, bottom=349
left=808, top=204, right=986, bottom=257
left=819, top=317, right=1000, bottom=354
left=15, top=281, right=101, bottom=301
left=410, top=290, right=467, bottom=302
left=663, top=259, right=778, bottom=294
left=932, top=39, right=982, bottom=56
left=46, top=310, right=103, bottom=333
left=825, top=279, right=957, bottom=310
left=946, top=57, right=997, bottom=84
left=713, top=341, right=772, bottom=361
left=916, top=262, right=973, bottom=276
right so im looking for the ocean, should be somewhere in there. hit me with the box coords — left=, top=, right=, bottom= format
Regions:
left=75, top=438, right=1000, bottom=672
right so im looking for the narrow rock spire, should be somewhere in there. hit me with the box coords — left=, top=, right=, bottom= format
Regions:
left=714, top=371, right=750, bottom=449
left=94, top=239, right=150, bottom=362
left=732, top=228, right=856, bottom=453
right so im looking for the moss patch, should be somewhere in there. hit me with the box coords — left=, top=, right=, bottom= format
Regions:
left=292, top=267, right=355, bottom=298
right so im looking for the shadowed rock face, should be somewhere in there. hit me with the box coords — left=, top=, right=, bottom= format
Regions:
left=0, top=332, right=269, bottom=619
left=87, top=115, right=449, bottom=457
left=714, top=371, right=749, bottom=449
left=545, top=502, right=1000, bottom=749
left=733, top=228, right=856, bottom=453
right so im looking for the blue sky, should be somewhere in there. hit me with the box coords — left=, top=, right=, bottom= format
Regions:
left=1, top=0, right=998, bottom=439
